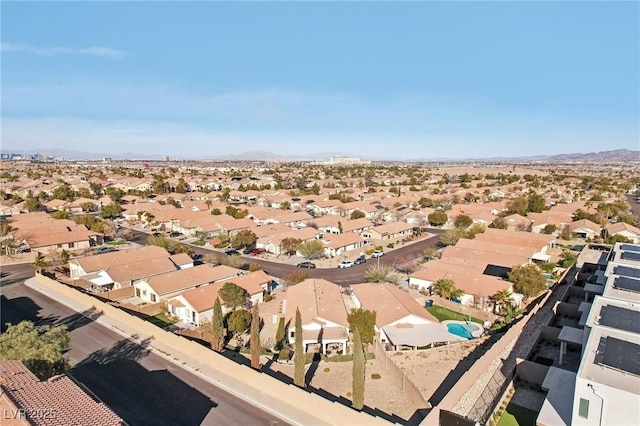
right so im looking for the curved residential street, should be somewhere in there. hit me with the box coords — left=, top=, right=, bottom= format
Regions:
left=128, top=228, right=445, bottom=286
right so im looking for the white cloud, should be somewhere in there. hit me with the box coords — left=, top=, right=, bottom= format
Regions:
left=1, top=42, right=127, bottom=59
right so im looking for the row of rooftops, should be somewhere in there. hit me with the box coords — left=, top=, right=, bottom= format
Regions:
left=579, top=243, right=640, bottom=394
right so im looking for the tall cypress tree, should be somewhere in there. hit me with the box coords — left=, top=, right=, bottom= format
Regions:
left=352, top=328, right=365, bottom=410
left=250, top=304, right=260, bottom=369
left=294, top=307, right=305, bottom=387
left=211, top=297, right=224, bottom=352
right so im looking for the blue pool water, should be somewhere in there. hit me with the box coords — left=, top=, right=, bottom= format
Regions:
left=447, top=323, right=479, bottom=339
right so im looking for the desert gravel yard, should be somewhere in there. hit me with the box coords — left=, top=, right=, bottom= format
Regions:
left=255, top=336, right=492, bottom=423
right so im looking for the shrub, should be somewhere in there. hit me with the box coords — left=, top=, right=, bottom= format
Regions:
left=386, top=243, right=394, bottom=249
left=264, top=294, right=273, bottom=302
left=323, top=367, right=330, bottom=373
left=278, top=347, right=291, bottom=361
left=370, top=373, right=381, bottom=380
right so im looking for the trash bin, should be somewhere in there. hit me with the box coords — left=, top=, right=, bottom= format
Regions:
left=425, top=299, right=433, bottom=307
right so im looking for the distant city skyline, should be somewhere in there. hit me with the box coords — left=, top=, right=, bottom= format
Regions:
left=2, top=2, right=638, bottom=160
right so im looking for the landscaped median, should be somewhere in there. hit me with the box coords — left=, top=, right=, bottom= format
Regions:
left=30, top=273, right=393, bottom=426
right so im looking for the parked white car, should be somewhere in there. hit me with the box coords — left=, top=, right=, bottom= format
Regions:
left=338, top=260, right=354, bottom=268
left=371, top=250, right=385, bottom=258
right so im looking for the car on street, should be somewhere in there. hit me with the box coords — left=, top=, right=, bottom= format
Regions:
left=338, top=260, right=354, bottom=268
left=354, top=255, right=367, bottom=265
left=224, top=249, right=240, bottom=256
left=95, top=246, right=116, bottom=254
left=250, top=248, right=265, bottom=256
left=371, top=250, right=385, bottom=258
left=297, top=261, right=316, bottom=269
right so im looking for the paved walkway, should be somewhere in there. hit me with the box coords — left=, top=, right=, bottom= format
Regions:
left=23, top=278, right=340, bottom=426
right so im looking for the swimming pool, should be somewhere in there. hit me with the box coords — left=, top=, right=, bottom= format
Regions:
left=447, top=323, right=479, bottom=339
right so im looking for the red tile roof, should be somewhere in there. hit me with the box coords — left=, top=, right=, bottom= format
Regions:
left=0, top=361, right=123, bottom=426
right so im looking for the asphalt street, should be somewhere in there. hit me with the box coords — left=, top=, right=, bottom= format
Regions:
left=0, top=270, right=288, bottom=426
left=130, top=228, right=444, bottom=286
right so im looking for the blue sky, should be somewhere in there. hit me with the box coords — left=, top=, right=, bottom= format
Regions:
left=2, top=2, right=638, bottom=160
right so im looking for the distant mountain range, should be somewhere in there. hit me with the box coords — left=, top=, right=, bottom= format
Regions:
left=1, top=148, right=638, bottom=163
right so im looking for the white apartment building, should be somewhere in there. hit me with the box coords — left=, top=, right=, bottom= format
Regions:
left=538, top=243, right=640, bottom=426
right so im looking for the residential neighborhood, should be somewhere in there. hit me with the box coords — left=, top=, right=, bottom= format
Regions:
left=1, top=156, right=639, bottom=425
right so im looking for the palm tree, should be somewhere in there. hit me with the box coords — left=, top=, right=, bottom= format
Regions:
left=492, top=289, right=513, bottom=314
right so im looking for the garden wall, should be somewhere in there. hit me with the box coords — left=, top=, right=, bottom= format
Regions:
left=372, top=341, right=429, bottom=409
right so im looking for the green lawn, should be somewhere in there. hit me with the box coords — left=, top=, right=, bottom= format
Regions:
left=497, top=403, right=538, bottom=426
left=192, top=240, right=206, bottom=246
left=425, top=305, right=482, bottom=323
left=145, top=312, right=177, bottom=328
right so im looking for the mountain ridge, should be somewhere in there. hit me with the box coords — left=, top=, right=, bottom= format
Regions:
left=1, top=147, right=638, bottom=163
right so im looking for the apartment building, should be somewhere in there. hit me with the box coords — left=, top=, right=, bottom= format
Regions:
left=537, top=243, right=640, bottom=425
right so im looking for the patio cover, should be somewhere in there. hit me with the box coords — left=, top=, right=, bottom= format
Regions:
left=382, top=323, right=461, bottom=347
left=538, top=366, right=576, bottom=426
left=81, top=272, right=113, bottom=287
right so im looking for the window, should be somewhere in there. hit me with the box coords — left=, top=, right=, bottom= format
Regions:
left=578, top=398, right=589, bottom=419
left=68, top=242, right=75, bottom=248
left=135, top=288, right=140, bottom=297
left=151, top=294, right=156, bottom=302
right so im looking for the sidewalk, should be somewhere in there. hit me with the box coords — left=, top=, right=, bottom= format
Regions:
left=24, top=277, right=336, bottom=426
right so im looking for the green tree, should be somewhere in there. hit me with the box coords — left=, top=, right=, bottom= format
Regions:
left=508, top=264, right=547, bottom=300
left=100, top=202, right=124, bottom=219
left=210, top=298, right=225, bottom=352
left=559, top=250, right=578, bottom=268
left=297, top=239, right=324, bottom=259
left=33, top=253, right=49, bottom=273
left=492, top=289, right=513, bottom=315
left=219, top=282, right=247, bottom=310
left=527, top=192, right=546, bottom=213
left=454, top=214, right=473, bottom=229
left=422, top=246, right=439, bottom=261
left=105, top=187, right=125, bottom=203
left=505, top=196, right=528, bottom=216
left=294, top=308, right=305, bottom=387
left=439, top=228, right=465, bottom=246
left=427, top=211, right=448, bottom=227
left=605, top=234, right=633, bottom=245
left=226, top=309, right=251, bottom=337
left=433, top=278, right=464, bottom=300
left=465, top=223, right=486, bottom=239
left=347, top=308, right=376, bottom=345
left=51, top=183, right=75, bottom=201
left=350, top=210, right=366, bottom=220
left=60, top=249, right=70, bottom=265
left=280, top=200, right=291, bottom=210
left=230, top=229, right=257, bottom=249
left=0, top=321, right=70, bottom=380
left=543, top=224, right=557, bottom=234
left=250, top=304, right=261, bottom=369
left=352, top=328, right=365, bottom=411
left=51, top=209, right=70, bottom=220
left=275, top=317, right=286, bottom=350
left=280, top=237, right=302, bottom=256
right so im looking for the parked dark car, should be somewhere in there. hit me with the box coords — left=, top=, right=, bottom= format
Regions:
left=354, top=255, right=367, bottom=265
left=243, top=246, right=256, bottom=254
left=224, top=249, right=240, bottom=256
left=297, top=261, right=316, bottom=269
left=169, top=231, right=182, bottom=238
